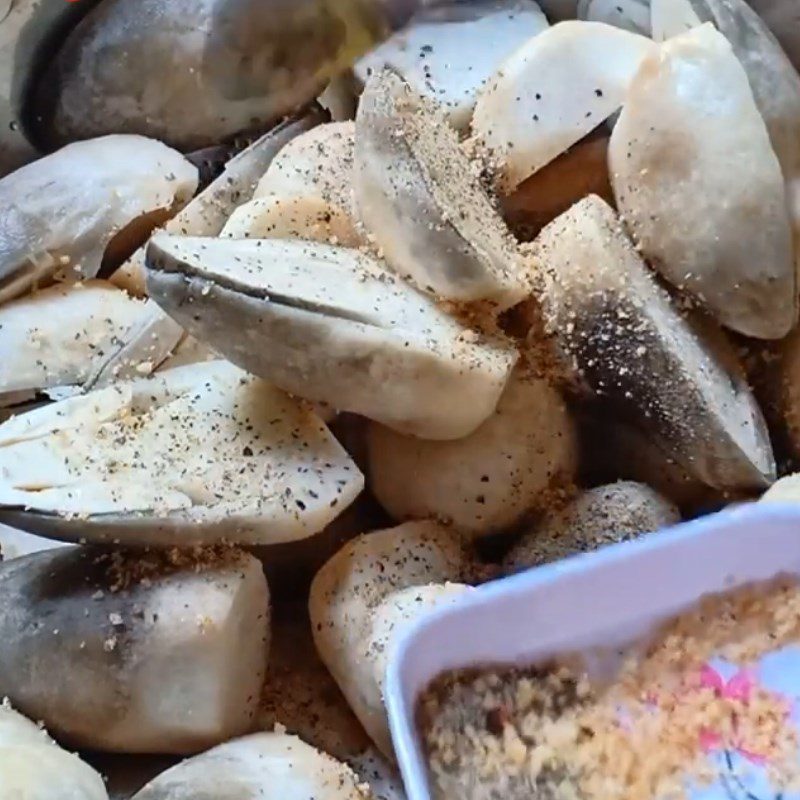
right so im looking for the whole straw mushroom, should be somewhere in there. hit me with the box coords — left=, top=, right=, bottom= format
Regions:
left=504, top=482, right=680, bottom=572
left=0, top=702, right=108, bottom=800
left=0, top=546, right=270, bottom=754
left=309, top=521, right=473, bottom=759
left=367, top=369, right=578, bottom=538
left=608, top=24, right=796, bottom=339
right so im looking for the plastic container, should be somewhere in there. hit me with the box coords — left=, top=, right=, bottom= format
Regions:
left=386, top=502, right=800, bottom=800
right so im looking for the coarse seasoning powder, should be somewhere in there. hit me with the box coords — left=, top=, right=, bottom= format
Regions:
left=418, top=578, right=800, bottom=800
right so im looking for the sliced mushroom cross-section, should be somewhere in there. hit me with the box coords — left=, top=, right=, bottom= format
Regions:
left=0, top=359, right=364, bottom=546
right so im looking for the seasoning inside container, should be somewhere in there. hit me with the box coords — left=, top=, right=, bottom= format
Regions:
left=418, top=577, right=800, bottom=800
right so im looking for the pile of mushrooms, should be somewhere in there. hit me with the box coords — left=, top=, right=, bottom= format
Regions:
left=1, top=0, right=800, bottom=796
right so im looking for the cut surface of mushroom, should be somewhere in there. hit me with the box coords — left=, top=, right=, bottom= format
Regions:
left=355, top=69, right=527, bottom=309
left=0, top=703, right=109, bottom=800
left=145, top=235, right=518, bottom=440
left=367, top=369, right=577, bottom=537
left=0, top=547, right=270, bottom=754
left=471, top=21, right=656, bottom=191
left=531, top=195, right=775, bottom=491
left=0, top=360, right=363, bottom=546
left=504, top=481, right=680, bottom=571
left=309, top=521, right=472, bottom=759
left=111, top=111, right=322, bottom=297
left=0, top=281, right=181, bottom=397
left=609, top=24, right=796, bottom=339
left=0, top=135, right=197, bottom=305
left=355, top=0, right=549, bottom=132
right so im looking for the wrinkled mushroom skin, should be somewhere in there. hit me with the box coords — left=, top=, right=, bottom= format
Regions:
left=531, top=195, right=775, bottom=491
left=503, top=481, right=680, bottom=571
left=111, top=110, right=322, bottom=297
left=367, top=370, right=578, bottom=538
left=309, top=522, right=472, bottom=759
left=355, top=69, right=527, bottom=309
left=0, top=547, right=270, bottom=754
left=0, top=135, right=197, bottom=305
left=609, top=25, right=796, bottom=339
left=0, top=704, right=109, bottom=800
left=131, top=733, right=372, bottom=800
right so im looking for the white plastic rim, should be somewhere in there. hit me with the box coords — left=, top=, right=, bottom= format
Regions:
left=385, top=502, right=800, bottom=800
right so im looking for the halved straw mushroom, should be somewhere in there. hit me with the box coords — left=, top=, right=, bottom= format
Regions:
left=144, top=235, right=518, bottom=440
left=530, top=195, right=775, bottom=491
left=367, top=369, right=578, bottom=538
left=111, top=110, right=322, bottom=296
left=131, top=732, right=372, bottom=799
left=653, top=0, right=800, bottom=293
left=0, top=702, right=108, bottom=800
left=354, top=69, right=527, bottom=309
left=503, top=481, right=680, bottom=572
left=471, top=21, right=656, bottom=192
left=309, top=521, right=473, bottom=759
left=0, top=281, right=181, bottom=400
left=0, top=546, right=270, bottom=754
left=609, top=24, right=796, bottom=339
left=0, top=134, right=197, bottom=305
left=354, top=0, right=549, bottom=132
left=0, top=360, right=363, bottom=546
